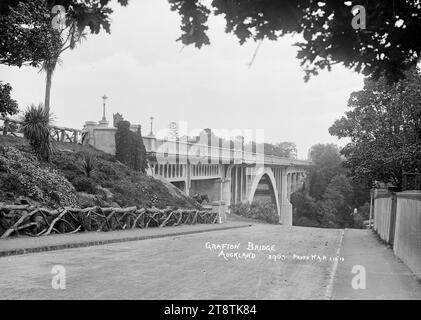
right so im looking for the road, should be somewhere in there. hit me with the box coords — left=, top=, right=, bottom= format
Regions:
left=0, top=224, right=420, bottom=299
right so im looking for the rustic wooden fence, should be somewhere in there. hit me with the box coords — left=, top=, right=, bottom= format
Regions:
left=372, top=189, right=421, bottom=279
left=0, top=204, right=218, bottom=239
left=0, top=116, right=82, bottom=144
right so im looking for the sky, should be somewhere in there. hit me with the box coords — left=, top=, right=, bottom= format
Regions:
left=0, top=0, right=364, bottom=159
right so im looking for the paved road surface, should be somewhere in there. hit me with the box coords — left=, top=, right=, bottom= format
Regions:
left=0, top=224, right=420, bottom=299
left=0, top=224, right=341, bottom=299
left=332, top=229, right=421, bottom=299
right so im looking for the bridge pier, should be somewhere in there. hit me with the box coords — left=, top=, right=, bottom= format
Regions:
left=280, top=168, right=293, bottom=225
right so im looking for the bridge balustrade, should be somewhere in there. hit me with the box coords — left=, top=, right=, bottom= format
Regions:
left=150, top=137, right=311, bottom=167
left=150, top=163, right=187, bottom=182
left=191, top=164, right=221, bottom=180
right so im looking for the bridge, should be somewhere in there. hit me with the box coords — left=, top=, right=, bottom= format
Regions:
left=0, top=116, right=310, bottom=225
left=141, top=135, right=310, bottom=225
left=62, top=117, right=312, bottom=225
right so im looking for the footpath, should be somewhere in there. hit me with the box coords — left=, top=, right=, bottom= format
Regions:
left=331, top=229, right=421, bottom=299
left=0, top=221, right=251, bottom=257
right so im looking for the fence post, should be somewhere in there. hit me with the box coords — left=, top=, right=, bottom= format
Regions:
left=389, top=192, right=397, bottom=244
left=369, top=188, right=374, bottom=229
left=73, top=130, right=78, bottom=143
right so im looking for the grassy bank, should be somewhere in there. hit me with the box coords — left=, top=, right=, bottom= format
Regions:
left=0, top=135, right=198, bottom=209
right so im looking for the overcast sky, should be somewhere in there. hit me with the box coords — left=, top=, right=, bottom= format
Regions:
left=0, top=0, right=364, bottom=159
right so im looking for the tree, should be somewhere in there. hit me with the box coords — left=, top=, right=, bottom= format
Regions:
left=263, top=142, right=297, bottom=159
left=291, top=143, right=369, bottom=228
left=0, top=82, right=18, bottom=117
left=169, top=0, right=421, bottom=82
left=0, top=0, right=61, bottom=68
left=135, top=125, right=148, bottom=173
left=307, top=143, right=344, bottom=199
left=40, top=20, right=86, bottom=113
left=115, top=121, right=148, bottom=173
left=0, top=0, right=128, bottom=68
left=0, top=0, right=128, bottom=113
left=322, top=174, right=354, bottom=227
left=329, top=68, right=421, bottom=190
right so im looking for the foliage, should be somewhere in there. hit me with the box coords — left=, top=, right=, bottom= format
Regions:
left=291, top=143, right=370, bottom=229
left=169, top=0, right=421, bottom=82
left=329, top=68, right=421, bottom=190
left=290, top=191, right=319, bottom=223
left=115, top=120, right=148, bottom=173
left=322, top=175, right=354, bottom=227
left=79, top=152, right=97, bottom=177
left=22, top=104, right=53, bottom=161
left=244, top=141, right=297, bottom=159
left=0, top=146, right=78, bottom=207
left=0, top=0, right=128, bottom=68
left=0, top=0, right=128, bottom=112
left=0, top=0, right=61, bottom=67
left=40, top=11, right=88, bottom=112
left=264, top=142, right=297, bottom=159
left=71, top=176, right=97, bottom=194
left=307, top=143, right=345, bottom=200
left=230, top=201, right=279, bottom=224
left=0, top=135, right=198, bottom=209
left=0, top=81, right=18, bottom=117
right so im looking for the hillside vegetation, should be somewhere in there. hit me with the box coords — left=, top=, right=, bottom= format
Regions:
left=0, top=135, right=198, bottom=210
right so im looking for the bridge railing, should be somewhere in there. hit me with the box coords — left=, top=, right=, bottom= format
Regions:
left=150, top=137, right=311, bottom=166
left=0, top=117, right=83, bottom=144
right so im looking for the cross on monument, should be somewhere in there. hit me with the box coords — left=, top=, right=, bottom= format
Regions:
left=101, top=94, right=108, bottom=121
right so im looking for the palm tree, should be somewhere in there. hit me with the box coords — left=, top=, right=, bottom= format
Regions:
left=42, top=21, right=86, bottom=114
left=41, top=55, right=59, bottom=115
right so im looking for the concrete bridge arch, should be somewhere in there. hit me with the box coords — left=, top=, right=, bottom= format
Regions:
left=247, top=167, right=280, bottom=217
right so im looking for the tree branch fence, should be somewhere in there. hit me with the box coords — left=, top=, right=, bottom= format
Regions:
left=0, top=204, right=218, bottom=239
left=0, top=116, right=82, bottom=144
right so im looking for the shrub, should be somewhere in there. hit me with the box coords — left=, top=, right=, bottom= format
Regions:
left=0, top=146, right=77, bottom=207
left=22, top=104, right=52, bottom=161
left=96, top=161, right=119, bottom=181
left=230, top=201, right=279, bottom=224
left=0, top=81, right=18, bottom=117
left=71, top=176, right=97, bottom=194
left=79, top=151, right=97, bottom=177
